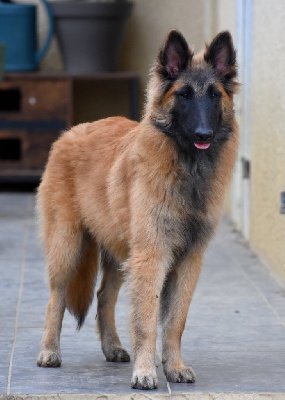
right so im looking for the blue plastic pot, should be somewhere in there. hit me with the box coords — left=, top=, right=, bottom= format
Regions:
left=0, top=0, right=53, bottom=71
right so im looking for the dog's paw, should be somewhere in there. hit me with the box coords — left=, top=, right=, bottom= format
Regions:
left=164, top=366, right=195, bottom=383
left=131, top=370, right=158, bottom=390
left=37, top=350, right=62, bottom=367
left=105, top=347, right=130, bottom=362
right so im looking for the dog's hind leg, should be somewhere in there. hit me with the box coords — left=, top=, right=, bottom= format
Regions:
left=160, top=252, right=203, bottom=383
left=37, top=284, right=66, bottom=367
left=96, top=248, right=130, bottom=362
left=37, top=223, right=88, bottom=367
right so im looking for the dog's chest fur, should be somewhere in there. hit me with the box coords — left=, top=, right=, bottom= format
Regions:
left=152, top=152, right=217, bottom=265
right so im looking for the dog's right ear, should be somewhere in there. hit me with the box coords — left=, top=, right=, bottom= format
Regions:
left=158, top=30, right=193, bottom=80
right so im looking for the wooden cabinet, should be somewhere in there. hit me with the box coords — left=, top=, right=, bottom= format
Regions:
left=0, top=72, right=139, bottom=182
left=0, top=76, right=71, bottom=180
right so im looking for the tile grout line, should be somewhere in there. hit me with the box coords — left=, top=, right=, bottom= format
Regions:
left=6, top=226, right=28, bottom=395
left=229, top=248, right=285, bottom=331
left=156, top=341, right=172, bottom=395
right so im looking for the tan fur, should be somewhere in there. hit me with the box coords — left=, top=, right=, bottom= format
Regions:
left=37, top=32, right=239, bottom=389
left=65, top=231, right=98, bottom=324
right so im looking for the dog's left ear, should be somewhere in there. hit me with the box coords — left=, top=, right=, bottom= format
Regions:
left=158, top=30, right=193, bottom=80
left=204, top=31, right=237, bottom=82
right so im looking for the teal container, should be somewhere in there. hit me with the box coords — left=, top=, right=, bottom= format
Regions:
left=0, top=44, right=5, bottom=80
left=0, top=0, right=53, bottom=71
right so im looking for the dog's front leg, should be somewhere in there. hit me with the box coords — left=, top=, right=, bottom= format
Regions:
left=128, top=250, right=167, bottom=390
left=161, top=252, right=204, bottom=383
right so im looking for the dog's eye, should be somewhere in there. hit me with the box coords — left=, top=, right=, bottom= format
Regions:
left=180, top=92, right=190, bottom=100
left=211, top=92, right=220, bottom=99
left=208, top=85, right=221, bottom=100
left=177, top=86, right=193, bottom=101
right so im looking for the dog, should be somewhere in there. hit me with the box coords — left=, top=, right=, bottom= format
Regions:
left=37, top=29, right=239, bottom=390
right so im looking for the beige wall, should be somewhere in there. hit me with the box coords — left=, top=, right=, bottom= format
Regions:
left=210, top=1, right=237, bottom=216
left=213, top=0, right=236, bottom=40
left=213, top=0, right=285, bottom=281
left=250, top=0, right=285, bottom=280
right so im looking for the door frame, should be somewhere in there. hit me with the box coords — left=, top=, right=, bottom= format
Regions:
left=232, top=0, right=253, bottom=240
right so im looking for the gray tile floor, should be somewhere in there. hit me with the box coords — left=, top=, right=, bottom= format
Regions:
left=1, top=193, right=285, bottom=397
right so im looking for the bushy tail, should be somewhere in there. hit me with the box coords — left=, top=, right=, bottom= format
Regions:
left=65, top=232, right=99, bottom=329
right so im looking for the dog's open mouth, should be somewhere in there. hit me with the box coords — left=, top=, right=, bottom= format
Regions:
left=194, top=142, right=211, bottom=150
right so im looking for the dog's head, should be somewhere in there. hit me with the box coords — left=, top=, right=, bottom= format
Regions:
left=146, top=30, right=239, bottom=154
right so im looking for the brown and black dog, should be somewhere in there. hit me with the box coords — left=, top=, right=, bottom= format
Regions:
left=37, top=30, right=239, bottom=390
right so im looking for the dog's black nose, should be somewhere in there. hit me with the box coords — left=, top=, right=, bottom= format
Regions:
left=195, top=129, right=213, bottom=142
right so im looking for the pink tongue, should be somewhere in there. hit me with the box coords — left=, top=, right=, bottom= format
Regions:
left=194, top=142, right=210, bottom=150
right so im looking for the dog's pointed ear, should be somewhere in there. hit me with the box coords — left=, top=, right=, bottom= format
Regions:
left=158, top=30, right=193, bottom=80
left=204, top=31, right=237, bottom=81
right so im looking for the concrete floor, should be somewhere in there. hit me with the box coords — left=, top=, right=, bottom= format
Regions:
left=1, top=193, right=285, bottom=399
